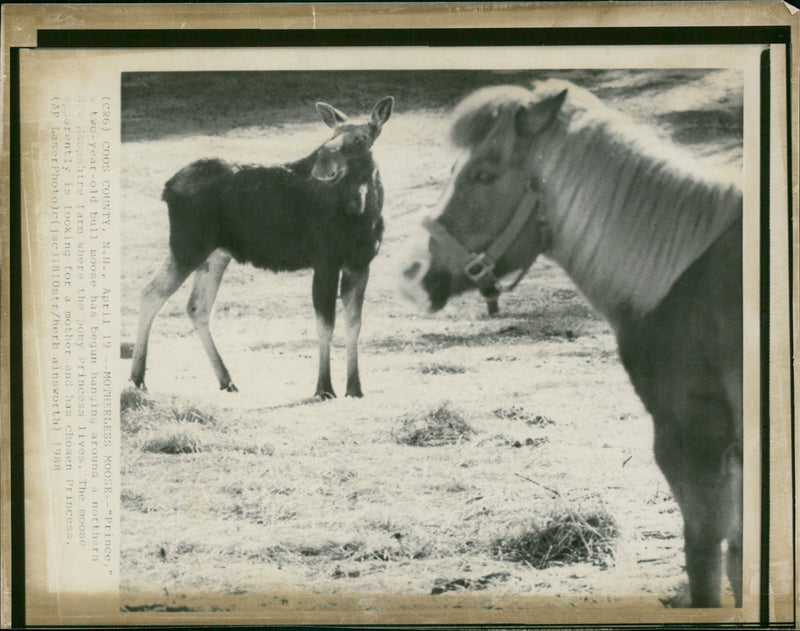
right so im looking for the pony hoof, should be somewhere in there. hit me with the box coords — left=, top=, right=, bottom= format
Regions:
left=130, top=378, right=147, bottom=391
left=315, top=390, right=336, bottom=400
left=222, top=382, right=239, bottom=393
left=345, top=390, right=364, bottom=398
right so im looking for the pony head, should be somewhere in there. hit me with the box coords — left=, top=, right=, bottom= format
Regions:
left=399, top=84, right=566, bottom=312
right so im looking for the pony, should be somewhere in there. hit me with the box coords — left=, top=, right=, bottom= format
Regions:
left=398, top=80, right=742, bottom=607
left=130, top=96, right=394, bottom=399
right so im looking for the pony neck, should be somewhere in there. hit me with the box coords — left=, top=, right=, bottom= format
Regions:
left=538, top=123, right=742, bottom=328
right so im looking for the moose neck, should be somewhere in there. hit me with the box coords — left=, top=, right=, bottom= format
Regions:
left=345, top=152, right=378, bottom=181
left=536, top=123, right=742, bottom=329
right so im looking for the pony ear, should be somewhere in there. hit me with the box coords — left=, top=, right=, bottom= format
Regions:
left=370, top=96, right=394, bottom=129
left=316, top=102, right=349, bottom=128
left=516, top=89, right=567, bottom=136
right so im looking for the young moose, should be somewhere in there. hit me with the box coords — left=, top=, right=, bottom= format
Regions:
left=130, top=96, right=394, bottom=398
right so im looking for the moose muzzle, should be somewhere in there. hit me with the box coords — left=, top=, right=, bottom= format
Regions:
left=311, top=148, right=347, bottom=182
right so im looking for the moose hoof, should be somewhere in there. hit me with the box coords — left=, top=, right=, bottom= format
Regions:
left=345, top=390, right=364, bottom=398
left=222, top=382, right=239, bottom=393
left=315, top=390, right=336, bottom=401
left=130, top=377, right=147, bottom=391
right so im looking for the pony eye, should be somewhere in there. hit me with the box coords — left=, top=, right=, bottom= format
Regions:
left=473, top=168, right=499, bottom=184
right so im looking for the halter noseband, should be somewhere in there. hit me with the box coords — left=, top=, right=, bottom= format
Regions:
left=422, top=181, right=549, bottom=304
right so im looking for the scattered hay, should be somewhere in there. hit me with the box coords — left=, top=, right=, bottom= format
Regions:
left=418, top=363, right=467, bottom=375
left=393, top=402, right=474, bottom=447
left=494, top=507, right=618, bottom=569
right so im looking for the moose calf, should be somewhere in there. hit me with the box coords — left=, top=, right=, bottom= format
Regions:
left=130, top=96, right=394, bottom=399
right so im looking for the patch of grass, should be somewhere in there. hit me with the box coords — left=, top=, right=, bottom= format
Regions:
left=141, top=426, right=205, bottom=454
left=122, top=389, right=219, bottom=436
left=331, top=566, right=362, bottom=579
left=418, top=362, right=467, bottom=375
left=172, top=404, right=217, bottom=425
left=121, top=391, right=272, bottom=455
left=493, top=507, right=618, bottom=569
left=121, top=489, right=153, bottom=513
left=393, top=402, right=474, bottom=447
left=120, top=387, right=217, bottom=435
left=120, top=387, right=153, bottom=413
left=250, top=540, right=365, bottom=565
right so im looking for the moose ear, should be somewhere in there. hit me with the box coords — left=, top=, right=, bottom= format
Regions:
left=370, top=96, right=394, bottom=129
left=316, top=102, right=349, bottom=128
left=516, top=88, right=567, bottom=137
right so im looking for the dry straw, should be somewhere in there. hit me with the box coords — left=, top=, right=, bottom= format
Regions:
left=392, top=401, right=475, bottom=447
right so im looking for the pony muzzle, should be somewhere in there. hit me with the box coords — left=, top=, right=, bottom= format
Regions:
left=397, top=241, right=436, bottom=312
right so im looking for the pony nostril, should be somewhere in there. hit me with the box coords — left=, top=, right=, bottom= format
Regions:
left=403, top=261, right=423, bottom=280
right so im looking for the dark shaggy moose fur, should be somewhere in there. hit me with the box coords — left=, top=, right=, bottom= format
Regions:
left=130, top=97, right=394, bottom=399
left=163, top=155, right=384, bottom=273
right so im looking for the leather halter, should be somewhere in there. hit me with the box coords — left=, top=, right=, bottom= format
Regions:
left=422, top=181, right=549, bottom=302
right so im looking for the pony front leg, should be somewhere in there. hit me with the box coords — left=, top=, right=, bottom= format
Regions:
left=340, top=265, right=370, bottom=397
left=655, top=420, right=732, bottom=607
left=312, top=265, right=339, bottom=399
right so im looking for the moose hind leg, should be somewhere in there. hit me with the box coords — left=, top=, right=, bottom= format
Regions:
left=340, top=266, right=369, bottom=397
left=312, top=265, right=339, bottom=399
left=130, top=253, right=194, bottom=389
left=186, top=249, right=236, bottom=391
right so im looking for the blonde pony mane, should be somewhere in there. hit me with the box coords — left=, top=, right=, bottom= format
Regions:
left=451, top=79, right=743, bottom=323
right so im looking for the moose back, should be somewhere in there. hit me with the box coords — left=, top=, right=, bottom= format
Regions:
left=129, top=96, right=394, bottom=399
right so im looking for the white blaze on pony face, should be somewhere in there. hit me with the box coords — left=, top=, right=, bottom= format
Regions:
left=397, top=227, right=435, bottom=311
left=397, top=155, right=468, bottom=312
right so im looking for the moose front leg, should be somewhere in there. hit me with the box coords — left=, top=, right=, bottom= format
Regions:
left=186, top=249, right=236, bottom=391
left=340, top=265, right=370, bottom=397
left=130, top=253, right=194, bottom=390
left=312, top=265, right=340, bottom=399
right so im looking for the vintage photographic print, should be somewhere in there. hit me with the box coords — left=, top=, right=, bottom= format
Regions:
left=118, top=67, right=747, bottom=613
left=5, top=3, right=797, bottom=628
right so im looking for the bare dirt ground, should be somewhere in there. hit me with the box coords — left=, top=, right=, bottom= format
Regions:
left=118, top=69, right=742, bottom=616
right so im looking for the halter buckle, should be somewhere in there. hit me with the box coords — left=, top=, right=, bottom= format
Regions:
left=464, top=253, right=496, bottom=285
